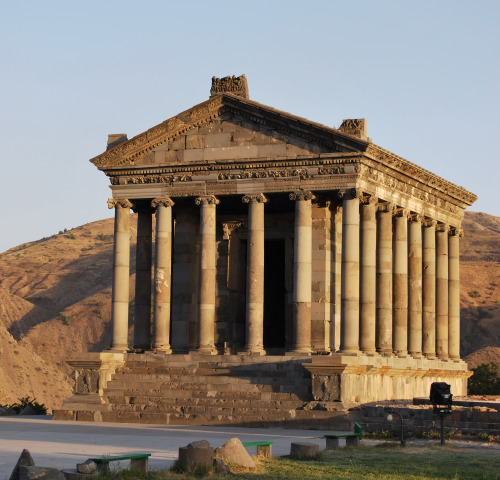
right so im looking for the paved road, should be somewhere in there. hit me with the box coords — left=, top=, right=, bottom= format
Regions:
left=0, top=416, right=329, bottom=479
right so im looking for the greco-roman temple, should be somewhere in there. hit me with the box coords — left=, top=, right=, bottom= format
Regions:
left=55, top=76, right=477, bottom=425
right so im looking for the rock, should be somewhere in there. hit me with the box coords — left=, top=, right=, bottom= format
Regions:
left=0, top=406, right=17, bottom=416
left=76, top=461, right=96, bottom=474
left=19, top=406, right=37, bottom=416
left=178, top=446, right=214, bottom=472
left=290, top=442, right=320, bottom=459
left=19, top=466, right=65, bottom=480
left=215, top=438, right=256, bottom=469
left=62, top=470, right=98, bottom=480
left=186, top=440, right=210, bottom=449
left=213, top=457, right=230, bottom=473
left=9, top=449, right=35, bottom=480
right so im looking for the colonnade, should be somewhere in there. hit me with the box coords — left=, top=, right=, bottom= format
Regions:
left=107, top=189, right=463, bottom=361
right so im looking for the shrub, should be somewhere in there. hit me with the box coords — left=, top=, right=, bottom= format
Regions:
left=468, top=362, right=500, bottom=395
left=6, top=396, right=47, bottom=414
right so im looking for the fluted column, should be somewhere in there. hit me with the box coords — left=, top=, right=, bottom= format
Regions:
left=108, top=198, right=133, bottom=351
left=360, top=195, right=377, bottom=354
left=339, top=189, right=360, bottom=354
left=393, top=208, right=408, bottom=357
left=408, top=214, right=423, bottom=358
left=376, top=203, right=394, bottom=355
left=195, top=195, right=219, bottom=354
left=289, top=192, right=313, bottom=354
left=151, top=197, right=174, bottom=353
left=134, top=205, right=153, bottom=350
left=242, top=193, right=267, bottom=354
left=422, top=219, right=437, bottom=359
left=448, top=227, right=463, bottom=360
left=436, top=223, right=449, bottom=360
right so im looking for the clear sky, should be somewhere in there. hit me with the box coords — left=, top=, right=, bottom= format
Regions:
left=0, top=1, right=498, bottom=253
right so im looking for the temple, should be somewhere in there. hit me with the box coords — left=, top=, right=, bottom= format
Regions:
left=55, top=76, right=477, bottom=424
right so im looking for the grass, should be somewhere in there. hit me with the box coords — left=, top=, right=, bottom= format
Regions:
left=95, top=445, right=500, bottom=480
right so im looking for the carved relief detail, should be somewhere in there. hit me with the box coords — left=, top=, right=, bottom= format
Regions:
left=218, top=168, right=310, bottom=180
left=337, top=188, right=361, bottom=201
left=210, top=75, right=249, bottom=99
left=409, top=213, right=425, bottom=223
left=107, top=198, right=134, bottom=210
left=449, top=227, right=464, bottom=237
left=289, top=191, right=315, bottom=201
left=222, top=221, right=244, bottom=240
left=110, top=174, right=192, bottom=185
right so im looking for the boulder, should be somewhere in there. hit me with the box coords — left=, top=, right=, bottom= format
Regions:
left=213, top=457, right=230, bottom=473
left=215, top=438, right=256, bottom=469
left=76, top=461, right=96, bottom=474
left=19, top=466, right=65, bottom=480
left=290, top=442, right=320, bottom=459
left=62, top=470, right=98, bottom=480
left=186, top=440, right=210, bottom=449
left=178, top=446, right=214, bottom=472
left=9, top=449, right=35, bottom=480
left=19, top=406, right=37, bottom=416
left=0, top=406, right=17, bottom=416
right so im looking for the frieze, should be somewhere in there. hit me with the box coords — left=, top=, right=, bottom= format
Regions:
left=109, top=174, right=192, bottom=185
left=217, top=168, right=310, bottom=180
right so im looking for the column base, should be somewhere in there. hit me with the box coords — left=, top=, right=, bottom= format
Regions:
left=239, top=348, right=266, bottom=356
left=153, top=346, right=172, bottom=354
left=197, top=345, right=218, bottom=355
left=409, top=352, right=423, bottom=359
left=394, top=351, right=408, bottom=358
left=423, top=353, right=437, bottom=360
left=338, top=349, right=361, bottom=356
left=107, top=346, right=128, bottom=353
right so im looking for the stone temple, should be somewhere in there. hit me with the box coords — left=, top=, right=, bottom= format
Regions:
left=55, top=75, right=477, bottom=425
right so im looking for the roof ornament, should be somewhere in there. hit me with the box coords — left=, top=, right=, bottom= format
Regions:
left=210, top=75, right=249, bottom=99
left=339, top=119, right=368, bottom=141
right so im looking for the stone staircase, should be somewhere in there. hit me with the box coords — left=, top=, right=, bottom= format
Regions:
left=89, top=354, right=349, bottom=429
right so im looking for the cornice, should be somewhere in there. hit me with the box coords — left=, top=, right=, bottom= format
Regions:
left=365, top=144, right=477, bottom=206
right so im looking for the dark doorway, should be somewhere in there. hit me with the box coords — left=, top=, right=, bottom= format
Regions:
left=264, top=239, right=286, bottom=349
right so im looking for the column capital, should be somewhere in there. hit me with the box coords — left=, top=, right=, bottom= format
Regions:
left=409, top=213, right=425, bottom=223
left=108, top=198, right=134, bottom=210
left=337, top=188, right=361, bottom=201
left=242, top=193, right=268, bottom=204
left=377, top=201, right=395, bottom=214
left=449, top=226, right=464, bottom=237
left=195, top=195, right=220, bottom=206
left=289, top=191, right=314, bottom=201
left=394, top=207, right=410, bottom=218
left=423, top=218, right=437, bottom=228
left=151, top=197, right=175, bottom=208
left=360, top=194, right=378, bottom=206
left=436, top=222, right=449, bottom=233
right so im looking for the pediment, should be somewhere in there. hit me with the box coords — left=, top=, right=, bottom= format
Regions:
left=91, top=94, right=369, bottom=170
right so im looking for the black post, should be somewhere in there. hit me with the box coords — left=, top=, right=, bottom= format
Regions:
left=440, top=414, right=445, bottom=445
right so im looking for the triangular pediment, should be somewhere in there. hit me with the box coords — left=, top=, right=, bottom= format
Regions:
left=91, top=94, right=370, bottom=170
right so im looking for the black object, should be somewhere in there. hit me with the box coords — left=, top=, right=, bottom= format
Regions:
left=430, top=382, right=453, bottom=445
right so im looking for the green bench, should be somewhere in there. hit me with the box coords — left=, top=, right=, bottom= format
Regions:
left=242, top=441, right=273, bottom=458
left=89, top=453, right=151, bottom=472
left=325, top=422, right=363, bottom=449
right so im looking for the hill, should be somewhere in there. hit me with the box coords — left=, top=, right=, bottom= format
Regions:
left=0, top=211, right=498, bottom=410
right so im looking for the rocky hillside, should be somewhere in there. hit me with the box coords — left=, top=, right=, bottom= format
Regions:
left=0, top=211, right=498, bottom=411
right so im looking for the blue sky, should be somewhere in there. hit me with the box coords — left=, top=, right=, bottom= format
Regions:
left=0, top=1, right=498, bottom=252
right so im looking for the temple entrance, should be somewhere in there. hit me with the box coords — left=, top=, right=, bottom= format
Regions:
left=263, top=239, right=286, bottom=350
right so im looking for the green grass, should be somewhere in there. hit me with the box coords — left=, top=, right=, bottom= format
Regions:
left=96, top=445, right=500, bottom=480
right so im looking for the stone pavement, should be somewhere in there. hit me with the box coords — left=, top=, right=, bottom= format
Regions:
left=0, top=416, right=334, bottom=479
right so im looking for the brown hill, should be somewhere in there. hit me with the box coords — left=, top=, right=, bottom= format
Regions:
left=0, top=211, right=498, bottom=411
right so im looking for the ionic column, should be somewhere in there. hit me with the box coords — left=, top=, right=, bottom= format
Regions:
left=376, top=203, right=394, bottom=355
left=448, top=227, right=463, bottom=360
left=242, top=194, right=267, bottom=354
left=108, top=198, right=133, bottom=351
left=339, top=189, right=360, bottom=354
left=289, top=192, right=314, bottom=354
left=360, top=195, right=377, bottom=354
left=408, top=214, right=423, bottom=358
left=436, top=223, right=449, bottom=360
left=393, top=208, right=409, bottom=357
left=134, top=205, right=153, bottom=350
left=195, top=195, right=219, bottom=354
left=151, top=197, right=174, bottom=353
left=422, top=219, right=437, bottom=359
